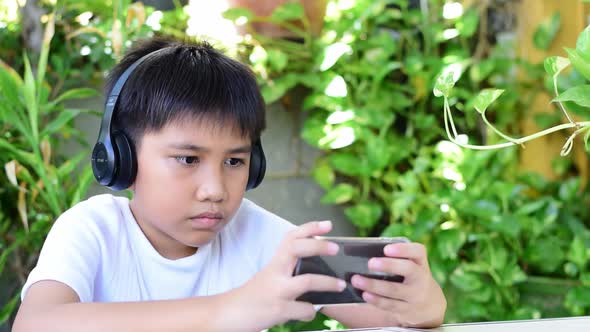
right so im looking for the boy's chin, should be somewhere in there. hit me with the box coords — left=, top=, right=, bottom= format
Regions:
left=181, top=232, right=220, bottom=248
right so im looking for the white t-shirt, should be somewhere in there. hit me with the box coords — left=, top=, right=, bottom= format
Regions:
left=21, top=194, right=296, bottom=302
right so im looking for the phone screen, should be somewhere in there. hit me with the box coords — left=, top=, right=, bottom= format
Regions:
left=292, top=237, right=409, bottom=305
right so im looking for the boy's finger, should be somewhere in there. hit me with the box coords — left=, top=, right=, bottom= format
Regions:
left=367, top=257, right=417, bottom=281
left=289, top=238, right=339, bottom=258
left=289, top=274, right=346, bottom=298
left=384, top=242, right=428, bottom=266
left=362, top=291, right=407, bottom=312
left=286, top=221, right=333, bottom=240
left=350, top=274, right=409, bottom=301
left=276, top=238, right=338, bottom=271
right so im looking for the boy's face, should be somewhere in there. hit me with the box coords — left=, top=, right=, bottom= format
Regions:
left=129, top=117, right=251, bottom=259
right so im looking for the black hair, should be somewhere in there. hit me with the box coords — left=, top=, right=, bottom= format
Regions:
left=105, top=36, right=266, bottom=147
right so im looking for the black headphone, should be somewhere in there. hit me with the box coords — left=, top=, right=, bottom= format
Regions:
left=91, top=48, right=266, bottom=191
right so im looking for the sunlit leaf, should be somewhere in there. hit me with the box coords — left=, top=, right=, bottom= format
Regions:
left=312, top=159, right=335, bottom=191
left=543, top=56, right=570, bottom=77
left=433, top=66, right=461, bottom=98
left=473, top=89, right=504, bottom=114
left=320, top=183, right=356, bottom=204
left=565, top=48, right=590, bottom=81
left=4, top=160, right=18, bottom=187
left=553, top=85, right=590, bottom=108
left=319, top=43, right=352, bottom=71
left=575, top=24, right=590, bottom=62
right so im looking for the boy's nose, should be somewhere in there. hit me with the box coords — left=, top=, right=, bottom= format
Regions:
left=195, top=166, right=226, bottom=202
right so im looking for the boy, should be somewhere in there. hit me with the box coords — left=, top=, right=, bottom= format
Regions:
left=13, top=37, right=446, bottom=331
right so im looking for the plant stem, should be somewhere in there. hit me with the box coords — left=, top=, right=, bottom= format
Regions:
left=444, top=97, right=590, bottom=151
left=553, top=76, right=578, bottom=127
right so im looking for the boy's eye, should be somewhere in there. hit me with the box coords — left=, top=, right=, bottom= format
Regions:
left=225, top=158, right=245, bottom=167
left=175, top=156, right=199, bottom=165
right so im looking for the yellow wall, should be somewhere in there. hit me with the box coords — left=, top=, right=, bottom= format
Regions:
left=516, top=0, right=589, bottom=181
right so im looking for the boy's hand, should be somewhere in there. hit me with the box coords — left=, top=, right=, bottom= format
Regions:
left=224, top=221, right=346, bottom=331
left=349, top=242, right=446, bottom=327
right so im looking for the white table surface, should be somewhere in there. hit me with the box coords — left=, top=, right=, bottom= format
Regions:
left=311, top=316, right=590, bottom=332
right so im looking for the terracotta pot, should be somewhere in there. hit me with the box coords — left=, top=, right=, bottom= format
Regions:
left=226, top=0, right=327, bottom=37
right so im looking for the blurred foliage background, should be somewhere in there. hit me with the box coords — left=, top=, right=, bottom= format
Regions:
left=1, top=0, right=589, bottom=331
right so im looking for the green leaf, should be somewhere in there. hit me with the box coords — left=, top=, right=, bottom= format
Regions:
left=0, top=60, right=24, bottom=107
left=473, top=89, right=504, bottom=114
left=524, top=237, right=565, bottom=273
left=450, top=267, right=483, bottom=291
left=469, top=59, right=495, bottom=83
left=575, top=25, right=590, bottom=62
left=567, top=236, right=588, bottom=269
left=456, top=8, right=479, bottom=37
left=436, top=229, right=466, bottom=260
left=261, top=73, right=299, bottom=104
left=51, top=88, right=98, bottom=107
left=366, top=135, right=391, bottom=173
left=390, top=192, right=415, bottom=221
left=344, top=202, right=383, bottom=229
left=558, top=177, right=581, bottom=201
left=40, top=109, right=81, bottom=138
left=70, top=166, right=94, bottom=206
left=0, top=138, right=36, bottom=166
left=329, top=153, right=364, bottom=176
left=498, top=263, right=527, bottom=286
left=553, top=85, right=590, bottom=108
left=533, top=12, right=560, bottom=51
left=544, top=56, right=570, bottom=77
left=56, top=151, right=86, bottom=178
left=565, top=47, right=590, bottom=81
left=222, top=7, right=254, bottom=22
left=312, top=159, right=335, bottom=191
left=433, top=66, right=461, bottom=98
left=23, top=53, right=39, bottom=140
left=267, top=49, right=289, bottom=72
left=319, top=43, right=352, bottom=72
left=565, top=286, right=590, bottom=311
left=269, top=2, right=304, bottom=23
left=320, top=183, right=357, bottom=204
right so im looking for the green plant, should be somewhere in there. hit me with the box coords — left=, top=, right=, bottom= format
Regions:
left=0, top=14, right=97, bottom=324
left=228, top=0, right=590, bottom=326
left=433, top=23, right=590, bottom=156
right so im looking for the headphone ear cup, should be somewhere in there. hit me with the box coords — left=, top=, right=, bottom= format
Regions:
left=247, top=141, right=266, bottom=190
left=110, top=132, right=137, bottom=190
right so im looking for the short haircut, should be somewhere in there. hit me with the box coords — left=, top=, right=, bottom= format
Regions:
left=105, top=36, right=266, bottom=147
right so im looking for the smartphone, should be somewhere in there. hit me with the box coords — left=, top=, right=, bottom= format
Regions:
left=292, top=236, right=410, bottom=305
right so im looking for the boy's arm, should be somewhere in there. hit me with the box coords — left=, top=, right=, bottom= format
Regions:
left=13, top=280, right=238, bottom=332
left=13, top=221, right=346, bottom=332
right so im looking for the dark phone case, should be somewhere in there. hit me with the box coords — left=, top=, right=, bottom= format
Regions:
left=292, top=237, right=409, bottom=305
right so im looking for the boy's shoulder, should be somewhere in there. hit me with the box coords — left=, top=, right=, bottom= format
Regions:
left=54, top=194, right=130, bottom=235
left=231, top=198, right=296, bottom=232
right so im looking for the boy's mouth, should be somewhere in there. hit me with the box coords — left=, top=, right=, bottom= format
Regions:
left=188, top=212, right=224, bottom=229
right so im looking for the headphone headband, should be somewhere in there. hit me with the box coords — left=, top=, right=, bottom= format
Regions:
left=97, top=48, right=173, bottom=143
